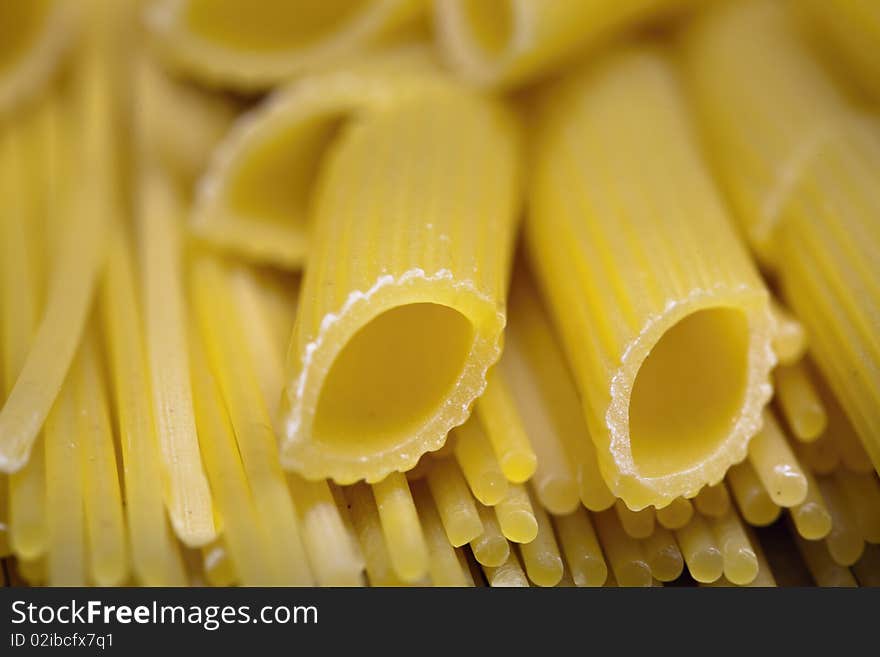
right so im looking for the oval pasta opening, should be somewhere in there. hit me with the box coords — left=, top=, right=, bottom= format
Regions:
left=313, top=303, right=475, bottom=455
left=183, top=0, right=369, bottom=52
left=628, top=307, right=749, bottom=479
left=0, top=0, right=51, bottom=73
left=458, top=0, right=515, bottom=56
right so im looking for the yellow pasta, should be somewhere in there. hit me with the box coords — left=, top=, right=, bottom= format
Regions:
left=504, top=270, right=614, bottom=512
left=682, top=0, right=880, bottom=472
left=789, top=467, right=832, bottom=541
left=614, top=500, right=655, bottom=540
left=0, top=0, right=74, bottom=115
left=553, top=508, right=607, bottom=587
left=655, top=497, right=694, bottom=531
left=710, top=511, right=758, bottom=586
left=371, top=472, right=429, bottom=583
left=410, top=481, right=469, bottom=586
left=280, top=85, right=521, bottom=484
left=834, top=470, right=880, bottom=544
left=345, top=482, right=407, bottom=586
left=0, top=18, right=118, bottom=475
left=852, top=544, right=880, bottom=587
left=434, top=0, right=689, bottom=87
left=527, top=45, right=775, bottom=510
left=187, top=312, right=281, bottom=586
left=287, top=473, right=365, bottom=587
left=746, top=411, right=808, bottom=507
left=202, top=541, right=237, bottom=587
left=641, top=526, right=684, bottom=583
left=190, top=253, right=313, bottom=585
left=593, top=509, right=652, bottom=587
left=147, top=0, right=426, bottom=89
left=101, top=227, right=186, bottom=586
left=796, top=432, right=841, bottom=476
left=469, top=503, right=510, bottom=568
left=727, top=460, right=782, bottom=527
left=769, top=299, right=808, bottom=366
left=426, top=457, right=484, bottom=547
left=519, top=487, right=564, bottom=586
left=694, top=483, right=731, bottom=519
left=798, top=0, right=880, bottom=101
left=675, top=514, right=723, bottom=584
left=817, top=476, right=865, bottom=567
left=483, top=550, right=529, bottom=588
left=794, top=531, right=857, bottom=588
left=139, top=169, right=215, bottom=547
left=774, top=362, right=827, bottom=443
left=454, top=416, right=508, bottom=507
left=74, top=329, right=129, bottom=586
left=493, top=482, right=537, bottom=544
left=474, top=370, right=537, bottom=485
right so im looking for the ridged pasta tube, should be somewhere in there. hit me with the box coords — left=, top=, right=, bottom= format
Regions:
left=146, top=0, right=426, bottom=90
left=434, top=0, right=690, bottom=88
left=527, top=46, right=775, bottom=510
left=0, top=0, right=74, bottom=115
left=682, top=0, right=880, bottom=472
left=280, top=84, right=521, bottom=484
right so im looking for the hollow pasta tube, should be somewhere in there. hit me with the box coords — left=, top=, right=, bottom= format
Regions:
left=682, top=0, right=880, bottom=472
left=527, top=45, right=775, bottom=510
left=641, top=526, right=683, bottom=583
left=454, top=417, right=508, bottom=507
left=280, top=85, right=521, bottom=484
left=434, top=0, right=690, bottom=88
left=146, top=0, right=426, bottom=90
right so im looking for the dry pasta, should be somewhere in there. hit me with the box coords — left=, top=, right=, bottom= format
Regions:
left=527, top=45, right=775, bottom=510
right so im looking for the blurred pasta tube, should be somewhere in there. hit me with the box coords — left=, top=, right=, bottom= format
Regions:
left=280, top=84, right=521, bottom=484
left=526, top=46, right=775, bottom=510
left=145, top=0, right=426, bottom=90
left=192, top=65, right=447, bottom=269
left=682, top=0, right=880, bottom=472
left=0, top=0, right=75, bottom=115
left=434, top=0, right=690, bottom=88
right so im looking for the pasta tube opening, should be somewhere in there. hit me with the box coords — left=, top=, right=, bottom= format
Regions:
left=313, top=303, right=475, bottom=454
left=629, top=306, right=749, bottom=479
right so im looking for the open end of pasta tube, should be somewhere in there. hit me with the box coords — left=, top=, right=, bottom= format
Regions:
left=629, top=308, right=749, bottom=479
left=607, top=295, right=775, bottom=511
left=435, top=0, right=525, bottom=85
left=282, top=273, right=505, bottom=485
left=0, top=0, right=72, bottom=114
left=147, top=0, right=421, bottom=89
left=312, top=303, right=474, bottom=454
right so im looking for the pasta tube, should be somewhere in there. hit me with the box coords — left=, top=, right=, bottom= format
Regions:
left=797, top=0, right=880, bottom=101
left=0, top=0, right=74, bottom=115
left=146, top=0, right=426, bottom=90
left=682, top=0, right=880, bottom=472
left=527, top=46, right=775, bottom=510
left=434, top=0, right=690, bottom=88
left=280, top=84, right=521, bottom=483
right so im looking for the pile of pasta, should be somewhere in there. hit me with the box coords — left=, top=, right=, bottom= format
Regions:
left=0, top=0, right=878, bottom=588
